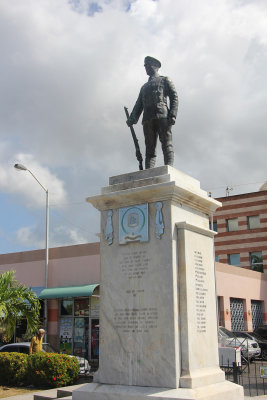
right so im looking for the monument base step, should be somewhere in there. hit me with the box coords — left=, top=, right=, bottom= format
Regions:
left=72, top=381, right=244, bottom=400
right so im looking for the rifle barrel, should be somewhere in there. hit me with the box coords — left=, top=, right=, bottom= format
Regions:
left=124, top=106, right=143, bottom=170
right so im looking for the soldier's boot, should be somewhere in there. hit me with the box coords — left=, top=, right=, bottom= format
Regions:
left=145, top=156, right=156, bottom=169
left=164, top=150, right=174, bottom=166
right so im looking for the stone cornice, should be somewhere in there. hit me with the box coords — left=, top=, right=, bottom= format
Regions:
left=86, top=180, right=221, bottom=215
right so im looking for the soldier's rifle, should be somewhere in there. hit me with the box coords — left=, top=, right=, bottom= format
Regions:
left=124, top=106, right=143, bottom=170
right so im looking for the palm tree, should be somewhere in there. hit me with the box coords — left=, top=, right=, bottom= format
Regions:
left=0, top=270, right=40, bottom=342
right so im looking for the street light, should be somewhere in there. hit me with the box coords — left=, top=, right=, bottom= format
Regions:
left=14, top=163, right=49, bottom=340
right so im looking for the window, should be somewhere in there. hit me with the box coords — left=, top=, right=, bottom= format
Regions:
left=250, top=251, right=263, bottom=272
left=59, top=296, right=100, bottom=361
left=60, top=299, right=73, bottom=316
left=227, top=218, right=238, bottom=232
left=19, top=346, right=30, bottom=354
left=209, top=220, right=218, bottom=232
left=74, top=298, right=89, bottom=316
left=0, top=345, right=19, bottom=353
left=251, top=300, right=263, bottom=329
left=230, top=298, right=245, bottom=331
left=91, top=319, right=99, bottom=359
left=215, top=255, right=219, bottom=262
left=228, top=253, right=240, bottom=266
left=248, top=215, right=260, bottom=229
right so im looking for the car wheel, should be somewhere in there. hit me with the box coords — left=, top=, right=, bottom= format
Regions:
left=262, top=349, right=267, bottom=361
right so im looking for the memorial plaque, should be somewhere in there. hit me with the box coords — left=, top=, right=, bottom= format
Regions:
left=119, top=203, right=148, bottom=244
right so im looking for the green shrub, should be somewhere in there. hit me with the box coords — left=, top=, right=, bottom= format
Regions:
left=0, top=352, right=28, bottom=385
left=28, top=353, right=80, bottom=388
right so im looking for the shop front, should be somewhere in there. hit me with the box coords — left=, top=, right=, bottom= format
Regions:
left=40, top=284, right=99, bottom=362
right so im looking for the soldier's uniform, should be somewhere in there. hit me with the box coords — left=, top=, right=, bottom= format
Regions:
left=128, top=58, right=178, bottom=169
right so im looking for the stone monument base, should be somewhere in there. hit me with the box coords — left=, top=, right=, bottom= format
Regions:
left=80, top=166, right=244, bottom=400
left=73, top=381, right=244, bottom=400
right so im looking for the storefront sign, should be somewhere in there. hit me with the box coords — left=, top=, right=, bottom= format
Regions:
left=260, top=366, right=267, bottom=378
left=59, top=318, right=72, bottom=355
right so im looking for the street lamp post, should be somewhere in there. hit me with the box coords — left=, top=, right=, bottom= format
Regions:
left=14, top=163, right=49, bottom=340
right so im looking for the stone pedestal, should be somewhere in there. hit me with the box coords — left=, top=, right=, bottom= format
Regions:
left=73, top=166, right=244, bottom=400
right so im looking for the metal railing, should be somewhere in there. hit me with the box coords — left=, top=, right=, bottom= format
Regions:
left=221, top=360, right=267, bottom=397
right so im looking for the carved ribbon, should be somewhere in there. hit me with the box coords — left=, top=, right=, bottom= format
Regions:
left=155, top=202, right=164, bottom=239
left=105, top=210, right=113, bottom=245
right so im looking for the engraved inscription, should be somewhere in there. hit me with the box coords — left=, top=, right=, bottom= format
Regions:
left=194, top=251, right=207, bottom=333
left=114, top=308, right=158, bottom=334
left=115, top=251, right=157, bottom=334
left=119, top=250, right=150, bottom=280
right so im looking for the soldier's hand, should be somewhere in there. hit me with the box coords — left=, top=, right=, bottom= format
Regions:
left=168, top=116, right=176, bottom=125
left=126, top=118, right=135, bottom=127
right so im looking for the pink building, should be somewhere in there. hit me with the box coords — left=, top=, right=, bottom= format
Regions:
left=212, top=186, right=267, bottom=331
left=216, top=262, right=267, bottom=331
left=0, top=243, right=100, bottom=361
left=0, top=240, right=267, bottom=359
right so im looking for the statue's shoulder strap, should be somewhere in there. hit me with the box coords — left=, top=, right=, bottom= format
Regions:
left=163, top=76, right=173, bottom=84
left=160, top=75, right=171, bottom=87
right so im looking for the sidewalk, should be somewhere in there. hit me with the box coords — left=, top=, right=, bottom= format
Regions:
left=1, top=388, right=267, bottom=400
left=0, top=383, right=86, bottom=400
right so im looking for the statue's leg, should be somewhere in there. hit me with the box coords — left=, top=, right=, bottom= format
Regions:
left=143, top=120, right=157, bottom=169
left=158, top=119, right=174, bottom=166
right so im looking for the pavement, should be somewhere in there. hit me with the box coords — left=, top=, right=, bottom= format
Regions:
left=0, top=383, right=86, bottom=400
left=0, top=386, right=267, bottom=400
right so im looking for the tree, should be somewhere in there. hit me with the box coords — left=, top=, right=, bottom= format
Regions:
left=251, top=254, right=263, bottom=273
left=0, top=270, right=40, bottom=342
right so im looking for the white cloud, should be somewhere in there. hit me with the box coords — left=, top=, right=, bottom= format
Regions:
left=15, top=222, right=91, bottom=250
left=16, top=226, right=44, bottom=250
left=0, top=147, right=67, bottom=208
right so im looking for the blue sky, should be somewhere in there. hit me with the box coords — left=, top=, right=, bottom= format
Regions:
left=1, top=0, right=267, bottom=254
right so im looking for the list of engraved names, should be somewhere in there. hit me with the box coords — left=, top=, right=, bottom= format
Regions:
left=194, top=250, right=208, bottom=333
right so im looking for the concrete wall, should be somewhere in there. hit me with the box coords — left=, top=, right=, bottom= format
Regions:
left=0, top=242, right=100, bottom=287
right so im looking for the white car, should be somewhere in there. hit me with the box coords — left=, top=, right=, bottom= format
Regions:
left=219, top=327, right=261, bottom=361
left=0, top=342, right=90, bottom=374
left=218, top=345, right=242, bottom=367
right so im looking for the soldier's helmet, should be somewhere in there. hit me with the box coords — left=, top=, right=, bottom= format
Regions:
left=144, top=56, right=161, bottom=68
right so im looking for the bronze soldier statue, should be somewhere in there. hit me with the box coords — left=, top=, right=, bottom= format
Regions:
left=126, top=56, right=178, bottom=169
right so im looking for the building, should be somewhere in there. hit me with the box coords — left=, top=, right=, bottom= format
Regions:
left=1, top=186, right=267, bottom=355
left=216, top=262, right=267, bottom=331
left=212, top=185, right=267, bottom=331
left=0, top=242, right=100, bottom=362
left=213, top=186, right=267, bottom=273
left=1, top=246, right=267, bottom=347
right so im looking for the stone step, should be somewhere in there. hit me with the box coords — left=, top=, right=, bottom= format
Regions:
left=34, top=384, right=86, bottom=400
left=54, top=398, right=71, bottom=400
left=57, top=387, right=74, bottom=398
left=34, top=388, right=58, bottom=400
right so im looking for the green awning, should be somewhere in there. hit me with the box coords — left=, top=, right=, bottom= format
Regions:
left=39, top=284, right=99, bottom=299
